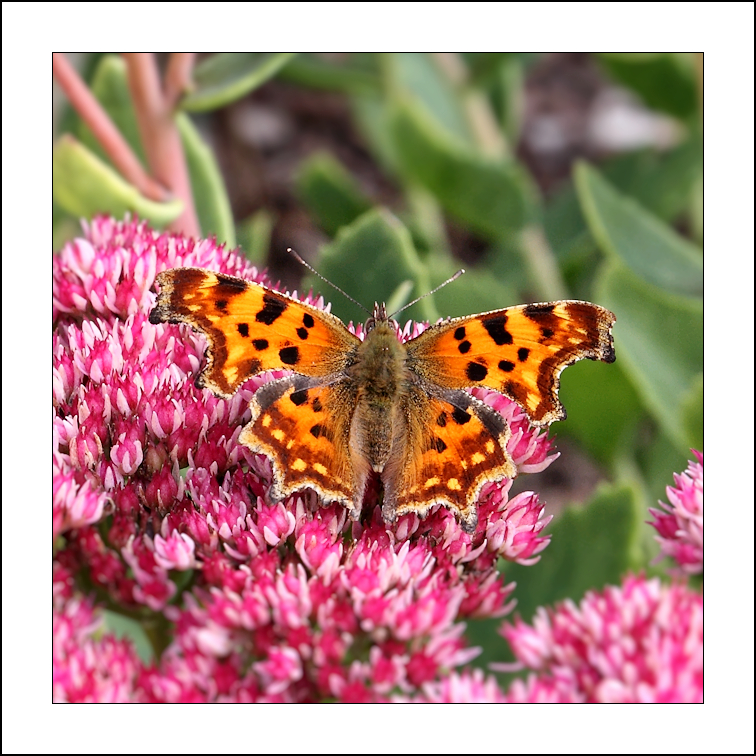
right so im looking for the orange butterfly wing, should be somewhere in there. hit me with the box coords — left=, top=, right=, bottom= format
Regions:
left=150, top=268, right=359, bottom=396
left=407, top=301, right=615, bottom=425
left=382, top=391, right=515, bottom=533
left=239, top=377, right=362, bottom=511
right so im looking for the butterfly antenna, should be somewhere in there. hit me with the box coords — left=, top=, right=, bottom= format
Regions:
left=287, top=248, right=371, bottom=317
left=390, top=269, right=465, bottom=319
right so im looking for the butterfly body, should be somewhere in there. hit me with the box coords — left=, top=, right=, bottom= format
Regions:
left=150, top=267, right=616, bottom=534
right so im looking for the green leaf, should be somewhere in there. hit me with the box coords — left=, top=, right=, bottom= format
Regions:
left=466, top=482, right=641, bottom=672
left=53, top=135, right=183, bottom=225
left=296, top=152, right=372, bottom=236
left=601, top=137, right=703, bottom=223
left=279, top=54, right=380, bottom=95
left=388, top=98, right=536, bottom=238
left=102, top=611, right=154, bottom=664
left=387, top=53, right=472, bottom=145
left=176, top=113, right=235, bottom=247
left=575, top=161, right=702, bottom=298
left=680, top=373, right=704, bottom=452
left=639, top=430, right=695, bottom=507
left=182, top=53, right=297, bottom=112
left=596, top=261, right=703, bottom=453
left=432, top=264, right=520, bottom=322
left=506, top=482, right=641, bottom=624
left=557, top=356, right=644, bottom=466
left=313, top=208, right=431, bottom=326
left=596, top=53, right=698, bottom=121
left=237, top=208, right=274, bottom=266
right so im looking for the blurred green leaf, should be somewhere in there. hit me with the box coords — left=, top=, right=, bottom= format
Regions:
left=596, top=53, right=698, bottom=121
left=467, top=481, right=641, bottom=671
left=640, top=429, right=696, bottom=507
left=237, top=208, right=274, bottom=266
left=576, top=161, right=702, bottom=298
left=596, top=261, right=703, bottom=453
left=296, top=152, right=372, bottom=236
left=53, top=135, right=183, bottom=225
left=389, top=98, right=535, bottom=238
left=557, top=357, right=643, bottom=466
left=601, top=137, right=703, bottom=223
left=182, top=53, right=297, bottom=111
left=506, top=482, right=641, bottom=623
left=351, top=93, right=403, bottom=177
left=102, top=611, right=154, bottom=664
left=680, top=373, right=704, bottom=452
left=492, top=55, right=526, bottom=147
left=314, top=208, right=431, bottom=326
left=280, top=54, right=380, bottom=95
left=176, top=113, right=235, bottom=246
left=432, top=265, right=520, bottom=322
left=387, top=53, right=472, bottom=145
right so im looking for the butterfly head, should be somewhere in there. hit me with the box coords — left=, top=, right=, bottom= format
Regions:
left=365, top=303, right=399, bottom=334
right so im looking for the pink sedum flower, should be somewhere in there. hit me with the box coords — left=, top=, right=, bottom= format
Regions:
left=53, top=217, right=566, bottom=701
left=399, top=668, right=508, bottom=702
left=53, top=564, right=143, bottom=702
left=500, top=575, right=703, bottom=703
left=649, top=451, right=703, bottom=574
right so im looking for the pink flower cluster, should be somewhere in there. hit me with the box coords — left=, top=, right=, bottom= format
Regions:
left=403, top=452, right=705, bottom=703
left=500, top=575, right=703, bottom=702
left=649, top=451, right=703, bottom=574
left=53, top=563, right=142, bottom=702
left=53, top=217, right=555, bottom=702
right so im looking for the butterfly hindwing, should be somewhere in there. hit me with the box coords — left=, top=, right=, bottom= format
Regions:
left=381, top=389, right=515, bottom=533
left=407, top=301, right=616, bottom=425
left=240, top=376, right=363, bottom=512
left=150, top=268, right=359, bottom=396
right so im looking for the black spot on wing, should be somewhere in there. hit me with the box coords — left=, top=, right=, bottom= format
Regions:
left=303, top=313, right=315, bottom=329
left=252, top=339, right=269, bottom=351
left=482, top=315, right=513, bottom=345
left=466, top=362, right=488, bottom=382
left=256, top=293, right=287, bottom=325
left=524, top=303, right=555, bottom=318
left=290, top=389, right=309, bottom=406
left=237, top=323, right=249, bottom=338
left=279, top=346, right=299, bottom=365
left=518, top=347, right=530, bottom=362
left=498, top=360, right=515, bottom=373
left=451, top=407, right=471, bottom=425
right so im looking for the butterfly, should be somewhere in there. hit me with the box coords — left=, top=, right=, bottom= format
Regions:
left=149, top=267, right=615, bottom=533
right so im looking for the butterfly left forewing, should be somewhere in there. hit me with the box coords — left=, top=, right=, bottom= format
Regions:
left=407, top=301, right=615, bottom=425
left=150, top=268, right=359, bottom=396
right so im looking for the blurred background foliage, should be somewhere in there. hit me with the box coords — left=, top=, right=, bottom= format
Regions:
left=53, top=52, right=703, bottom=674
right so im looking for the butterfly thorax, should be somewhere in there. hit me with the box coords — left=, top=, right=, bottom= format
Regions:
left=348, top=317, right=411, bottom=473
